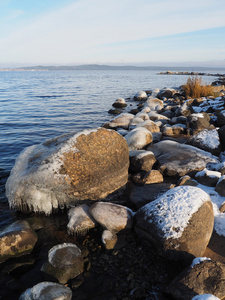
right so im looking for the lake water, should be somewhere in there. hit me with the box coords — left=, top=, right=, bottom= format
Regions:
left=0, top=68, right=224, bottom=228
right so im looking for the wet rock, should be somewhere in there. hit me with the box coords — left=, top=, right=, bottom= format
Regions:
left=148, top=140, right=219, bottom=177
left=0, top=220, right=38, bottom=263
left=6, top=127, right=129, bottom=214
left=41, top=243, right=84, bottom=284
left=19, top=281, right=72, bottom=300
left=166, top=260, right=225, bottom=300
left=129, top=150, right=156, bottom=172
left=125, top=127, right=153, bottom=150
left=67, top=204, right=96, bottom=236
left=112, top=98, right=127, bottom=108
left=187, top=129, right=221, bottom=156
left=108, top=108, right=122, bottom=115
left=195, top=168, right=221, bottom=187
left=135, top=186, right=214, bottom=261
left=89, top=202, right=134, bottom=233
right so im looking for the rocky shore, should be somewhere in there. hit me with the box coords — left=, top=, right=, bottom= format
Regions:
left=1, top=81, right=225, bottom=299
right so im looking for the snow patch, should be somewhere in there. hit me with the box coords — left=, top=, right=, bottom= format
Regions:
left=192, top=295, right=220, bottom=300
left=190, top=257, right=211, bottom=268
left=139, top=186, right=211, bottom=240
left=192, top=129, right=220, bottom=150
left=195, top=168, right=221, bottom=179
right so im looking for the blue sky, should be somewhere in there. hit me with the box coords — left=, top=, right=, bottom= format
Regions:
left=0, top=0, right=225, bottom=67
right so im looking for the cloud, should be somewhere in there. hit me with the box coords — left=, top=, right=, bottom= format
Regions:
left=0, top=0, right=225, bottom=64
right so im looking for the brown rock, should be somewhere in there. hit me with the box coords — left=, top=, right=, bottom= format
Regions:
left=166, top=260, right=225, bottom=300
left=129, top=150, right=156, bottom=173
left=142, top=170, right=163, bottom=184
left=0, top=220, right=38, bottom=263
left=6, top=128, right=129, bottom=214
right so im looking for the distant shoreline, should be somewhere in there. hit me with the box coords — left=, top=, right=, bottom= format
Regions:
left=1, top=64, right=225, bottom=73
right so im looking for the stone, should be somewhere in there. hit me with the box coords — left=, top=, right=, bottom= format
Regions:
left=67, top=204, right=96, bottom=236
left=171, top=124, right=186, bottom=135
left=192, top=296, right=220, bottom=300
left=218, top=125, right=225, bottom=151
left=207, top=161, right=225, bottom=175
left=148, top=111, right=169, bottom=121
left=166, top=260, right=225, bottom=300
left=162, top=125, right=173, bottom=136
left=176, top=100, right=194, bottom=117
left=112, top=98, right=127, bottom=108
left=135, top=186, right=214, bottom=261
left=129, top=183, right=173, bottom=209
left=145, top=98, right=164, bottom=111
left=41, top=243, right=84, bottom=284
left=136, top=120, right=160, bottom=133
left=157, top=88, right=176, bottom=100
left=125, top=127, right=153, bottom=150
left=219, top=202, right=225, bottom=213
left=6, top=127, right=129, bottom=214
left=147, top=140, right=219, bottom=177
left=217, top=109, right=225, bottom=126
left=135, top=112, right=150, bottom=121
left=195, top=168, right=221, bottom=187
left=141, top=170, right=163, bottom=184
left=0, top=220, right=38, bottom=263
left=187, top=129, right=221, bottom=156
left=89, top=202, right=134, bottom=233
left=103, top=113, right=134, bottom=129
left=101, top=230, right=118, bottom=250
left=215, top=175, right=225, bottom=197
left=129, top=150, right=156, bottom=172
left=177, top=175, right=198, bottom=186
left=134, top=91, right=147, bottom=101
left=187, top=112, right=211, bottom=135
left=19, top=281, right=72, bottom=300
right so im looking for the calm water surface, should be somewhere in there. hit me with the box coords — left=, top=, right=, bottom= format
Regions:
left=0, top=68, right=223, bottom=227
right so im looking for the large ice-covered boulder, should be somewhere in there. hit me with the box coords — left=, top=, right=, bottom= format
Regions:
left=6, top=128, right=129, bottom=214
left=135, top=186, right=214, bottom=261
left=147, top=140, right=219, bottom=176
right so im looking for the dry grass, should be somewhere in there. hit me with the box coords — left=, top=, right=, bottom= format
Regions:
left=182, top=76, right=214, bottom=98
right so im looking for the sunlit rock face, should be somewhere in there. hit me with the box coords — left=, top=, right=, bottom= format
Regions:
left=6, top=127, right=129, bottom=214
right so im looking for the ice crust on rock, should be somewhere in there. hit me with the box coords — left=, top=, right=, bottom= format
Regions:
left=6, top=129, right=98, bottom=214
left=192, top=129, right=220, bottom=150
left=48, top=243, right=81, bottom=268
left=19, top=281, right=72, bottom=300
left=139, top=186, right=211, bottom=239
left=190, top=257, right=211, bottom=268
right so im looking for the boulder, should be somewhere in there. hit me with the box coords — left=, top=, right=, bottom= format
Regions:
left=147, top=140, right=219, bottom=177
left=218, top=125, right=225, bottom=151
left=67, top=204, right=96, bottom=236
left=101, top=230, right=118, bottom=250
left=136, top=120, right=160, bottom=133
left=0, top=220, right=38, bottom=263
left=132, top=170, right=163, bottom=185
left=112, top=98, right=127, bottom=108
left=192, top=295, right=220, bottom=300
left=177, top=175, right=198, bottom=186
left=129, top=150, right=156, bottom=172
left=187, top=113, right=211, bottom=135
left=89, top=202, right=134, bottom=233
left=187, top=129, right=221, bottom=156
left=134, top=91, right=147, bottom=101
left=166, top=260, right=225, bottom=300
left=135, top=112, right=150, bottom=121
left=145, top=98, right=164, bottom=111
left=41, top=243, right=84, bottom=284
left=157, top=88, right=176, bottom=99
left=6, top=128, right=129, bottom=214
left=103, top=113, right=134, bottom=129
left=207, top=161, right=225, bottom=175
left=217, top=109, right=225, bottom=126
left=148, top=111, right=169, bottom=121
left=195, top=168, right=221, bottom=187
left=19, top=281, right=72, bottom=300
left=125, top=127, right=153, bottom=150
left=135, top=186, right=214, bottom=261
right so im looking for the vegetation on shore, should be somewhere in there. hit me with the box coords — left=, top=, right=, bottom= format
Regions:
left=182, top=76, right=214, bottom=98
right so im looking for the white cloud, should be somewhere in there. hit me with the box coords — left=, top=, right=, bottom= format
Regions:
left=0, top=0, right=225, bottom=64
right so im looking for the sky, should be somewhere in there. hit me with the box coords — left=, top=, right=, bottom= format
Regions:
left=0, top=0, right=225, bottom=67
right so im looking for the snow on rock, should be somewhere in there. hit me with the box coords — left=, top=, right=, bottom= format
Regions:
left=104, top=113, right=134, bottom=129
left=192, top=295, right=220, bottom=300
left=5, top=127, right=129, bottom=214
left=190, top=257, right=211, bottom=268
left=125, top=127, right=153, bottom=150
left=19, top=281, right=72, bottom=300
left=135, top=186, right=214, bottom=260
left=134, top=91, right=147, bottom=100
left=195, top=168, right=221, bottom=187
left=112, top=98, right=127, bottom=108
